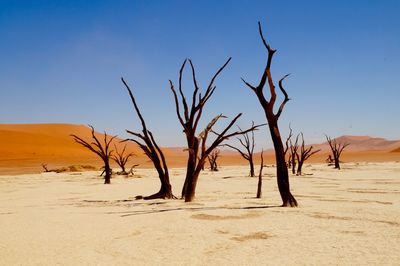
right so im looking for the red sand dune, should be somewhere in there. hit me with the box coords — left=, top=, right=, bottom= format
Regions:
left=391, top=147, right=400, bottom=153
left=0, top=124, right=398, bottom=174
left=0, top=124, right=146, bottom=174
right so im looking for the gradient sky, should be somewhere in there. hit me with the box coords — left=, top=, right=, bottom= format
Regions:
left=0, top=0, right=399, bottom=148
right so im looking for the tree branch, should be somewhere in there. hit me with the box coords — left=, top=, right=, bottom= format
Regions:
left=275, top=74, right=291, bottom=119
left=178, top=59, right=190, bottom=121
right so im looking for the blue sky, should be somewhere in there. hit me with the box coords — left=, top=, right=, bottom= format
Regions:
left=0, top=0, right=399, bottom=148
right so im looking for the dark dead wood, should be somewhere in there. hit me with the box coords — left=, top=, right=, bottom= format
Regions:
left=256, top=150, right=264, bottom=198
left=290, top=134, right=300, bottom=175
left=241, top=22, right=297, bottom=207
left=295, top=133, right=321, bottom=175
left=122, top=78, right=176, bottom=199
left=284, top=124, right=293, bottom=161
left=207, top=149, right=220, bottom=171
left=70, top=125, right=116, bottom=184
left=325, top=135, right=350, bottom=170
left=111, top=144, right=135, bottom=175
left=170, top=58, right=263, bottom=202
left=224, top=121, right=263, bottom=177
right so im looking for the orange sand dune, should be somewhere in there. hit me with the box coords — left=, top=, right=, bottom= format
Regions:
left=0, top=124, right=146, bottom=174
left=0, top=124, right=399, bottom=174
left=310, top=135, right=400, bottom=152
left=392, top=147, right=400, bottom=153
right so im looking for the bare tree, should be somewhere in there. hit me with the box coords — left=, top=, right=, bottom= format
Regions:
left=127, top=164, right=140, bottom=176
left=111, top=144, right=135, bottom=175
left=41, top=164, right=50, bottom=172
left=284, top=125, right=294, bottom=168
left=122, top=78, right=175, bottom=199
left=71, top=125, right=116, bottom=184
left=326, top=155, right=334, bottom=165
left=225, top=122, right=259, bottom=177
left=295, top=133, right=321, bottom=175
left=242, top=22, right=297, bottom=207
left=289, top=134, right=300, bottom=175
left=325, top=135, right=350, bottom=170
left=169, top=58, right=262, bottom=202
left=256, top=150, right=264, bottom=198
left=207, top=149, right=220, bottom=171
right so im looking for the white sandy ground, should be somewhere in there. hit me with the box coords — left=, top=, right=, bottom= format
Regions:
left=0, top=162, right=399, bottom=266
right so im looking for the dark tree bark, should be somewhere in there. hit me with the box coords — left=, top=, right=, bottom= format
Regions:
left=225, top=121, right=263, bottom=177
left=284, top=125, right=293, bottom=169
left=325, top=135, right=350, bottom=170
left=290, top=134, right=300, bottom=175
left=111, top=144, right=135, bottom=175
left=71, top=125, right=116, bottom=184
left=256, top=150, right=264, bottom=198
left=41, top=164, right=50, bottom=172
left=242, top=22, right=298, bottom=207
left=207, top=149, right=220, bottom=171
left=295, top=133, right=321, bottom=175
left=127, top=164, right=140, bottom=176
left=326, top=155, right=334, bottom=165
left=169, top=59, right=263, bottom=202
left=122, top=78, right=176, bottom=199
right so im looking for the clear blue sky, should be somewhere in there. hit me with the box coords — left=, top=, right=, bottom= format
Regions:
left=0, top=0, right=399, bottom=148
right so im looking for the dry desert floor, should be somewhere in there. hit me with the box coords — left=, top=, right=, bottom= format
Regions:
left=1, top=162, right=399, bottom=265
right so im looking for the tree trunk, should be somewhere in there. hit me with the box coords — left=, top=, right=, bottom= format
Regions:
left=144, top=175, right=174, bottom=199
left=182, top=153, right=196, bottom=198
left=249, top=158, right=255, bottom=177
left=256, top=175, right=262, bottom=198
left=297, top=161, right=303, bottom=176
left=104, top=160, right=111, bottom=184
left=144, top=162, right=174, bottom=199
left=181, top=136, right=198, bottom=198
left=184, top=166, right=202, bottom=202
left=267, top=117, right=297, bottom=207
left=334, top=157, right=340, bottom=170
left=291, top=156, right=296, bottom=175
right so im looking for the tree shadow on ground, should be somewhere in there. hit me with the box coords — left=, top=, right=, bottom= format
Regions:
left=112, top=204, right=281, bottom=217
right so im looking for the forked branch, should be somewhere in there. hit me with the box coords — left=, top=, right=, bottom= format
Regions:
left=122, top=78, right=175, bottom=199
left=70, top=125, right=116, bottom=184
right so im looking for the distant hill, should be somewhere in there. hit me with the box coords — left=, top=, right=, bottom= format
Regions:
left=0, top=124, right=398, bottom=174
left=0, top=124, right=149, bottom=173
left=313, top=135, right=400, bottom=152
left=0, top=123, right=143, bottom=157
left=391, top=147, right=400, bottom=153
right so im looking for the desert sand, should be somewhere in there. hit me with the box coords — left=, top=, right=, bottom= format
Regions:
left=1, top=162, right=399, bottom=265
left=1, top=124, right=399, bottom=175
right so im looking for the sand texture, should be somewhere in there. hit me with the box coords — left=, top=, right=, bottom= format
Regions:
left=1, top=162, right=399, bottom=265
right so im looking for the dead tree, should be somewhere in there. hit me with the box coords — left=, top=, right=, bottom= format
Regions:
left=289, top=134, right=300, bottom=175
left=41, top=164, right=50, bottom=172
left=284, top=125, right=293, bottom=168
left=122, top=78, right=175, bottom=199
left=256, top=150, right=264, bottom=198
left=71, top=125, right=116, bottom=184
left=325, top=135, right=350, bottom=170
left=242, top=22, right=298, bottom=207
left=225, top=122, right=258, bottom=177
left=169, top=58, right=262, bottom=202
left=295, top=133, right=321, bottom=175
left=326, top=155, right=334, bottom=165
left=207, top=149, right=220, bottom=171
left=100, top=167, right=109, bottom=177
left=127, top=164, right=140, bottom=176
left=111, top=144, right=135, bottom=175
